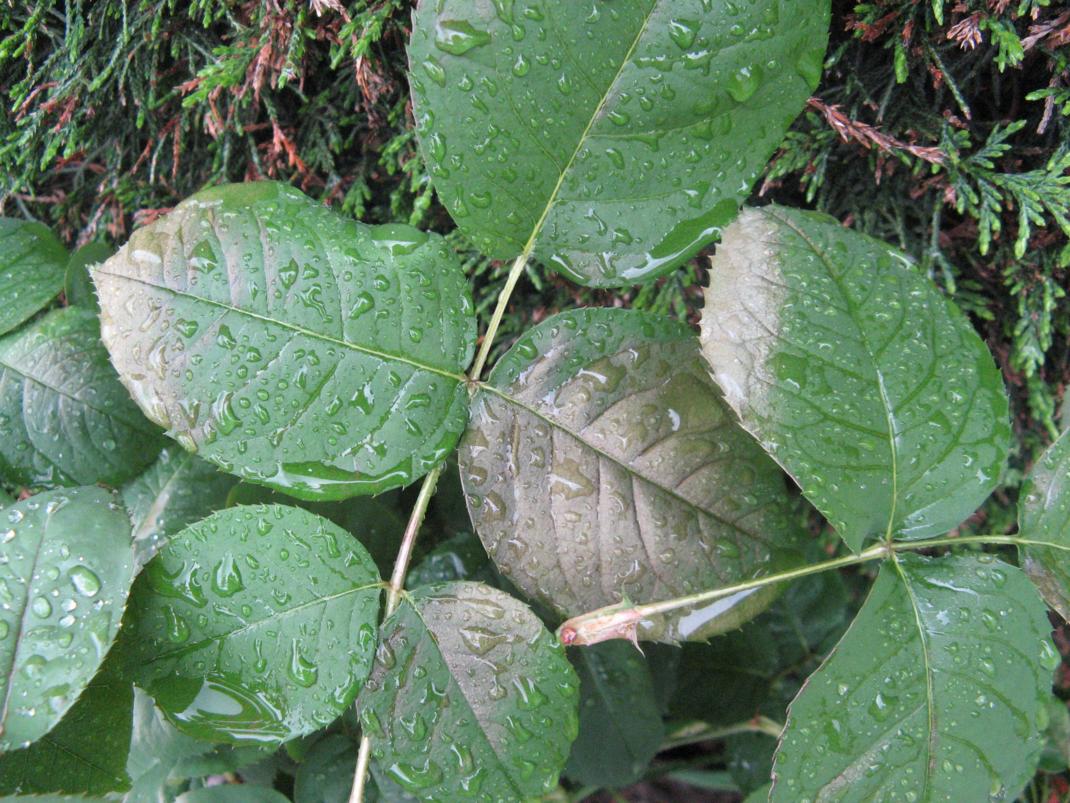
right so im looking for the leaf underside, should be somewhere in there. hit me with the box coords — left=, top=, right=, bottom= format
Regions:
left=127, top=504, right=382, bottom=745
left=0, top=218, right=69, bottom=336
left=772, top=553, right=1053, bottom=802
left=93, top=181, right=476, bottom=501
left=0, top=307, right=165, bottom=489
left=700, top=206, right=1011, bottom=550
left=1019, top=428, right=1070, bottom=619
left=460, top=308, right=805, bottom=641
left=0, top=487, right=134, bottom=752
left=359, top=582, right=579, bottom=801
left=409, top=0, right=830, bottom=287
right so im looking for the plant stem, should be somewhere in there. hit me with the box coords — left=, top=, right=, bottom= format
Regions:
left=469, top=250, right=530, bottom=381
left=557, top=532, right=1070, bottom=646
left=348, top=464, right=443, bottom=803
left=662, top=715, right=784, bottom=750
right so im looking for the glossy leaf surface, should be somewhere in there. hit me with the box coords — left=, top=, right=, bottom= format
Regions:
left=0, top=487, right=134, bottom=751
left=93, top=182, right=475, bottom=500
left=127, top=504, right=382, bottom=744
left=124, top=688, right=213, bottom=803
left=565, top=640, right=664, bottom=788
left=0, top=218, right=68, bottom=336
left=1019, top=429, right=1070, bottom=618
left=64, top=241, right=113, bottom=314
left=122, top=445, right=237, bottom=567
left=460, top=308, right=804, bottom=640
left=0, top=649, right=132, bottom=796
left=700, top=206, right=1011, bottom=550
left=0, top=307, right=166, bottom=489
left=772, top=554, right=1054, bottom=801
left=409, top=0, right=830, bottom=287
left=359, top=582, right=579, bottom=800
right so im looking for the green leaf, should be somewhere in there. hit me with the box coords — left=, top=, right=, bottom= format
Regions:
left=0, top=648, right=132, bottom=796
left=1019, top=428, right=1070, bottom=618
left=126, top=504, right=382, bottom=745
left=564, top=640, right=665, bottom=788
left=125, top=688, right=213, bottom=803
left=358, top=582, right=579, bottom=800
left=700, top=206, right=1011, bottom=550
left=0, top=307, right=166, bottom=489
left=176, top=786, right=290, bottom=803
left=0, top=487, right=134, bottom=751
left=294, top=734, right=357, bottom=803
left=408, top=0, right=830, bottom=287
left=0, top=487, right=13, bottom=508
left=64, top=242, right=113, bottom=314
left=0, top=219, right=69, bottom=336
left=122, top=445, right=237, bottom=568
left=406, top=531, right=494, bottom=589
left=460, top=308, right=805, bottom=641
left=772, top=554, right=1054, bottom=801
left=93, top=181, right=476, bottom=501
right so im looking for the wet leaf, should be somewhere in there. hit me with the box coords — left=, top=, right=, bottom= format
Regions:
left=126, top=504, right=382, bottom=745
left=406, top=531, right=494, bottom=589
left=358, top=582, right=579, bottom=800
left=124, top=688, right=213, bottom=803
left=64, top=242, right=113, bottom=315
left=122, top=445, right=237, bottom=568
left=93, top=181, right=475, bottom=501
left=460, top=308, right=804, bottom=641
left=0, top=486, right=134, bottom=751
left=294, top=733, right=357, bottom=803
left=0, top=218, right=69, bottom=336
left=700, top=207, right=1011, bottom=550
left=1018, top=428, right=1070, bottom=618
left=176, top=786, right=290, bottom=803
left=408, top=0, right=830, bottom=287
left=0, top=648, right=132, bottom=796
left=772, top=554, right=1053, bottom=801
left=564, top=641, right=664, bottom=788
left=0, top=307, right=166, bottom=489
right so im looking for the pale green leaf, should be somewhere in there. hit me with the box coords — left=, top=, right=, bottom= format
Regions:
left=772, top=554, right=1054, bottom=801
left=0, top=307, right=166, bottom=489
left=0, top=219, right=68, bottom=336
left=409, top=0, right=830, bottom=286
left=358, top=582, right=579, bottom=800
left=127, top=504, right=381, bottom=745
left=93, top=182, right=475, bottom=501
left=1019, top=428, right=1070, bottom=618
left=0, top=487, right=134, bottom=751
left=175, top=786, right=289, bottom=803
left=460, top=308, right=804, bottom=641
left=700, top=206, right=1011, bottom=550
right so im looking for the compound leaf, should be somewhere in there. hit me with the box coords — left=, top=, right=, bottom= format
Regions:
left=126, top=504, right=381, bottom=745
left=0, top=219, right=68, bottom=336
left=772, top=554, right=1054, bottom=801
left=700, top=206, right=1010, bottom=551
left=358, top=582, right=579, bottom=800
left=0, top=487, right=134, bottom=751
left=1019, top=428, right=1070, bottom=618
left=460, top=308, right=804, bottom=641
left=93, top=182, right=475, bottom=501
left=0, top=307, right=166, bottom=489
left=408, top=0, right=830, bottom=287
left=565, top=640, right=664, bottom=788
left=122, top=445, right=237, bottom=568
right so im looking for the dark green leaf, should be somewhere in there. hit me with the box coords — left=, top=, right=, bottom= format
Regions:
left=700, top=207, right=1011, bottom=550
left=460, top=308, right=805, bottom=641
left=125, top=688, right=212, bottom=803
left=359, top=582, right=579, bottom=800
left=0, top=487, right=13, bottom=508
left=0, top=487, right=134, bottom=751
left=763, top=569, right=851, bottom=669
left=406, top=531, right=493, bottom=589
left=127, top=504, right=382, bottom=745
left=64, top=242, right=113, bottom=314
left=1019, top=428, right=1070, bottom=618
left=294, top=734, right=356, bottom=803
left=0, top=219, right=68, bottom=336
left=408, top=0, right=830, bottom=287
left=565, top=640, right=664, bottom=788
left=0, top=648, right=132, bottom=796
left=772, top=554, right=1054, bottom=801
left=0, top=307, right=166, bottom=489
left=93, top=181, right=476, bottom=501
left=122, top=445, right=237, bottom=568
left=175, top=786, right=290, bottom=803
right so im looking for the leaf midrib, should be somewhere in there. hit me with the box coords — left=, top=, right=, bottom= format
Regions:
left=93, top=268, right=468, bottom=383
